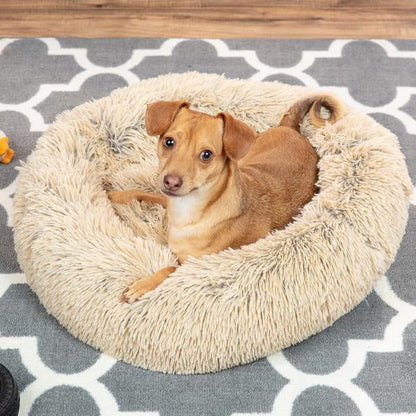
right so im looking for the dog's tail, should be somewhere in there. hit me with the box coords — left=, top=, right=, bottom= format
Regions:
left=279, top=94, right=343, bottom=133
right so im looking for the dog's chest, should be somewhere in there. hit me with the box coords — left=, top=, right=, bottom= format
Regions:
left=169, top=193, right=200, bottom=220
left=168, top=222, right=212, bottom=262
left=167, top=193, right=216, bottom=260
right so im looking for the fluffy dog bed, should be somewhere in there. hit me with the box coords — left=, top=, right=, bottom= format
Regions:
left=13, top=72, right=412, bottom=374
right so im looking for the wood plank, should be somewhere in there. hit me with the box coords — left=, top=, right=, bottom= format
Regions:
left=1, top=0, right=414, bottom=9
left=0, top=5, right=415, bottom=38
left=0, top=0, right=324, bottom=9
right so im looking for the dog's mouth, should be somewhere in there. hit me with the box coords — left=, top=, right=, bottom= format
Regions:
left=160, top=186, right=199, bottom=198
left=161, top=189, right=181, bottom=197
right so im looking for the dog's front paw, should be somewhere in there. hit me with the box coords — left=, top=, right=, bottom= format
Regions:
left=121, top=267, right=175, bottom=304
left=121, top=278, right=154, bottom=304
left=108, top=190, right=131, bottom=204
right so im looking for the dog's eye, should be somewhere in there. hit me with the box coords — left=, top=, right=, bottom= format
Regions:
left=164, top=137, right=175, bottom=148
left=200, top=150, right=212, bottom=162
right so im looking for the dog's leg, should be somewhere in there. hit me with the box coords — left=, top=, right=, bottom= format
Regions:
left=121, top=266, right=176, bottom=303
left=108, top=190, right=167, bottom=207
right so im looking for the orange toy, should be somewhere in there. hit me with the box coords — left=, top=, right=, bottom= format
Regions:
left=0, top=131, right=14, bottom=164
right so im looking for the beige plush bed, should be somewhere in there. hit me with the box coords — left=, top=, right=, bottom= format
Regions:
left=13, top=72, right=412, bottom=374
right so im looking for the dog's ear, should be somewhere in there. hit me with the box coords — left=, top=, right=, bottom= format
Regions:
left=145, top=100, right=190, bottom=136
left=218, top=113, right=257, bottom=161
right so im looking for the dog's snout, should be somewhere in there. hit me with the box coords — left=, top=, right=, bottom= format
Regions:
left=163, top=174, right=183, bottom=191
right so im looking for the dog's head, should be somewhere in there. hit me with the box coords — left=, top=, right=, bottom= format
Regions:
left=146, top=100, right=256, bottom=198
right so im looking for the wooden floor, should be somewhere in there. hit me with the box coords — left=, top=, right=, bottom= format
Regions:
left=1, top=0, right=415, bottom=39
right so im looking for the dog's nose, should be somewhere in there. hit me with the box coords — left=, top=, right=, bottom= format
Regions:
left=163, top=174, right=183, bottom=191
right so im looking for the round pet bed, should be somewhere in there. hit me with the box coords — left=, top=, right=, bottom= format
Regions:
left=13, top=72, right=412, bottom=374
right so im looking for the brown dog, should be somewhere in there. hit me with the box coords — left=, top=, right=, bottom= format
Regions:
left=109, top=95, right=342, bottom=303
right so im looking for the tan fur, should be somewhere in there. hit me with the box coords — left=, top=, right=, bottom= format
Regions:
left=112, top=95, right=342, bottom=302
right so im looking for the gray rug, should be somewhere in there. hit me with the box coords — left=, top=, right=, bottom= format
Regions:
left=0, top=38, right=415, bottom=416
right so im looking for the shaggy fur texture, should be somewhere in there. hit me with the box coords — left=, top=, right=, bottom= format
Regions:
left=13, top=72, right=413, bottom=374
